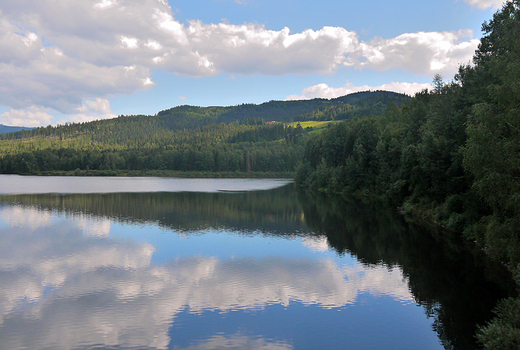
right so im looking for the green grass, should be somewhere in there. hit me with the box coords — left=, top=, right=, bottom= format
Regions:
left=288, top=120, right=342, bottom=133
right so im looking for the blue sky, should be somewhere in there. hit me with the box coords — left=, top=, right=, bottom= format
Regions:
left=0, top=0, right=505, bottom=126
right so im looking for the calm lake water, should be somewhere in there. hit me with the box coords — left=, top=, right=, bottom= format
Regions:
left=0, top=176, right=514, bottom=350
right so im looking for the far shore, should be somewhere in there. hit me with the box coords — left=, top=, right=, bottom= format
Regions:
left=1, top=170, right=296, bottom=179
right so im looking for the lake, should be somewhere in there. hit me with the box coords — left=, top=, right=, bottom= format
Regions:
left=0, top=175, right=514, bottom=350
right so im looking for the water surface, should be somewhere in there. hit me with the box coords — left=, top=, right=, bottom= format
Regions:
left=0, top=174, right=292, bottom=194
left=0, top=177, right=513, bottom=350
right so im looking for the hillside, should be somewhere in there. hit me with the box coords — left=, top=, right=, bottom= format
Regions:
left=1, top=91, right=410, bottom=142
left=0, top=91, right=409, bottom=177
left=156, top=90, right=410, bottom=125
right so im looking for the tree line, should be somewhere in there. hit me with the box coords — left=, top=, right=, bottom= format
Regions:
left=0, top=121, right=304, bottom=175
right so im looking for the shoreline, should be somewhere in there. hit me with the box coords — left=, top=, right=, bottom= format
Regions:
left=1, top=170, right=296, bottom=179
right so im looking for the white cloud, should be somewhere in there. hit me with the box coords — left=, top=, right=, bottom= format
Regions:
left=0, top=106, right=54, bottom=127
left=121, top=36, right=139, bottom=49
left=94, top=0, right=117, bottom=10
left=184, top=23, right=359, bottom=76
left=145, top=39, right=162, bottom=50
left=78, top=98, right=112, bottom=114
left=346, top=30, right=478, bottom=77
left=286, top=81, right=432, bottom=101
left=464, top=0, right=505, bottom=9
left=70, top=98, right=118, bottom=123
left=0, top=0, right=481, bottom=124
left=0, top=43, right=153, bottom=114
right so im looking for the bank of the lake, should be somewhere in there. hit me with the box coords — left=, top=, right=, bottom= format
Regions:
left=33, top=169, right=295, bottom=178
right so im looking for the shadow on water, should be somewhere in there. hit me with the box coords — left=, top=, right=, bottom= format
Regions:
left=297, top=189, right=516, bottom=350
left=0, top=184, right=516, bottom=350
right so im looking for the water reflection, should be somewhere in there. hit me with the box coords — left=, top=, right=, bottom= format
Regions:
left=0, top=182, right=514, bottom=350
left=0, top=184, right=307, bottom=236
left=174, top=334, right=293, bottom=350
left=298, top=190, right=516, bottom=350
left=0, top=205, right=412, bottom=350
left=0, top=175, right=292, bottom=195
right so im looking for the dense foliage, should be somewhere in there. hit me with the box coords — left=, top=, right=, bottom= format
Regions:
left=296, top=2, right=520, bottom=347
left=0, top=121, right=302, bottom=175
left=154, top=90, right=410, bottom=124
left=0, top=91, right=407, bottom=176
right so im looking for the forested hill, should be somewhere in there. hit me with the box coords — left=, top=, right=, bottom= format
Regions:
left=0, top=90, right=409, bottom=176
left=157, top=90, right=410, bottom=125
left=0, top=90, right=409, bottom=142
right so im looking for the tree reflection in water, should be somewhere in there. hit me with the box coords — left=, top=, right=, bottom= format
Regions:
left=297, top=190, right=516, bottom=350
left=0, top=183, right=515, bottom=350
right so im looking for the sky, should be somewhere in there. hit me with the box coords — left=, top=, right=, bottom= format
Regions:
left=0, top=0, right=507, bottom=127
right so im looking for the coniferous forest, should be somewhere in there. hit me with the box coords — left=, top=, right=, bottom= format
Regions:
left=296, top=2, right=520, bottom=347
left=0, top=91, right=408, bottom=177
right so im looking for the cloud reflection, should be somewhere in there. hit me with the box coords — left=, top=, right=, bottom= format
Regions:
left=0, top=206, right=413, bottom=350
left=77, top=215, right=112, bottom=237
left=0, top=206, right=53, bottom=230
left=301, top=235, right=329, bottom=252
left=177, top=333, right=294, bottom=350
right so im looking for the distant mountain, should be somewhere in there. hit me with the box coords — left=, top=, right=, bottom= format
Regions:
left=157, top=90, right=411, bottom=125
left=0, top=124, right=34, bottom=134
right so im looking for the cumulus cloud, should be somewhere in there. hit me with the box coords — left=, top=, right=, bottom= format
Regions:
left=0, top=99, right=117, bottom=127
left=68, top=98, right=118, bottom=124
left=464, top=0, right=505, bottom=9
left=345, top=30, right=478, bottom=76
left=77, top=98, right=112, bottom=115
left=0, top=0, right=481, bottom=125
left=0, top=41, right=153, bottom=114
left=0, top=106, right=54, bottom=127
left=185, top=23, right=360, bottom=76
left=286, top=81, right=432, bottom=101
